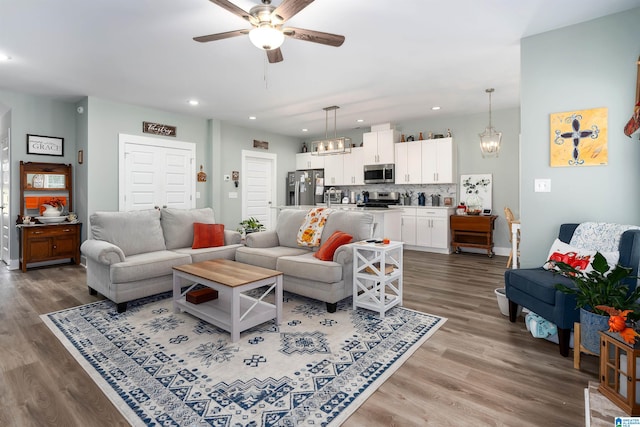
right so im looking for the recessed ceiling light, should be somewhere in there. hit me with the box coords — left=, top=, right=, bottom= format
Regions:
left=356, top=119, right=364, bottom=123
left=431, top=106, right=441, bottom=111
left=249, top=116, right=257, bottom=120
left=0, top=54, right=11, bottom=61
left=302, top=128, right=308, bottom=132
left=188, top=99, right=199, bottom=106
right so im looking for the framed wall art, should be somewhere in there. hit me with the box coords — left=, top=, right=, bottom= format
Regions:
left=549, top=107, right=607, bottom=167
left=27, top=134, right=64, bottom=156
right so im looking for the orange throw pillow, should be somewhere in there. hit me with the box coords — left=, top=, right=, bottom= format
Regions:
left=314, top=231, right=353, bottom=261
left=192, top=223, right=225, bottom=249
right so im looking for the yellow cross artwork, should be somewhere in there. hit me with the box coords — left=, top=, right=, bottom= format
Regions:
left=549, top=107, right=608, bottom=167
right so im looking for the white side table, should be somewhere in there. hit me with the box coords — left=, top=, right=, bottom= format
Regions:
left=352, top=240, right=403, bottom=318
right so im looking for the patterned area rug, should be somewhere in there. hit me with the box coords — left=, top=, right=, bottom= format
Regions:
left=42, top=291, right=445, bottom=426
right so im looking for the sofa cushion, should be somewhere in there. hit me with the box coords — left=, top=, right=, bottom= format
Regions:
left=320, top=210, right=374, bottom=243
left=275, top=210, right=308, bottom=248
left=235, top=246, right=310, bottom=270
left=192, top=223, right=225, bottom=249
left=90, top=209, right=166, bottom=256
left=174, top=244, right=241, bottom=263
left=506, top=268, right=575, bottom=305
left=277, top=252, right=343, bottom=283
left=314, top=231, right=353, bottom=261
left=543, top=238, right=619, bottom=273
left=161, top=207, right=216, bottom=249
left=110, top=250, right=191, bottom=283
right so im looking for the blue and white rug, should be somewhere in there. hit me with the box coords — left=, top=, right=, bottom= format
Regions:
left=42, top=291, right=445, bottom=426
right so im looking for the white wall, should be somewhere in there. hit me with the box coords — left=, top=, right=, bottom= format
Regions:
left=520, top=8, right=640, bottom=267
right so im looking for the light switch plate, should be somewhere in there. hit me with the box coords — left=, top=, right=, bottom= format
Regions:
left=228, top=192, right=238, bottom=199
left=534, top=178, right=551, bottom=192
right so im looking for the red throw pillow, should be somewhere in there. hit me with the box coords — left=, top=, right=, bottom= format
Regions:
left=314, top=231, right=353, bottom=261
left=192, top=223, right=225, bottom=249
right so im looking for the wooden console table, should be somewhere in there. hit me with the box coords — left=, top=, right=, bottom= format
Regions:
left=450, top=215, right=498, bottom=257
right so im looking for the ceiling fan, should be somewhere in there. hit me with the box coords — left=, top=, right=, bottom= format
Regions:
left=193, top=0, right=345, bottom=63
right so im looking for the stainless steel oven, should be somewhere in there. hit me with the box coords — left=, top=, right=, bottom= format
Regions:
left=363, top=163, right=395, bottom=184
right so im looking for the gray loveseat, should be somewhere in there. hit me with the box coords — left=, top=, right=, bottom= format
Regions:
left=81, top=207, right=242, bottom=312
left=235, top=209, right=374, bottom=312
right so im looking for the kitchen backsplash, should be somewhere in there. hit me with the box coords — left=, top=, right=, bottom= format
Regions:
left=331, top=184, right=458, bottom=206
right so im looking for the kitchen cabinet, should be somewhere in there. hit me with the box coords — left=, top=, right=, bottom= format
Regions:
left=421, top=137, right=456, bottom=184
left=395, top=140, right=422, bottom=184
left=295, top=152, right=325, bottom=170
left=343, top=147, right=364, bottom=185
left=324, top=154, right=344, bottom=186
left=401, top=207, right=454, bottom=254
left=363, top=129, right=398, bottom=165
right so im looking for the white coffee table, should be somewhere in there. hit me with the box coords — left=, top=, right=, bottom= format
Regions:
left=173, top=259, right=283, bottom=342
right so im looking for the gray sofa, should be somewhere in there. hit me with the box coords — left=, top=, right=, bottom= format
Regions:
left=235, top=209, right=374, bottom=312
left=81, top=207, right=242, bottom=312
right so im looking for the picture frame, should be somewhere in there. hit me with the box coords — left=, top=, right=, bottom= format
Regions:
left=443, top=197, right=453, bottom=206
left=27, top=134, right=64, bottom=156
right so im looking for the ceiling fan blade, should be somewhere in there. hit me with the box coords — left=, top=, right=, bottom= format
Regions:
left=193, top=29, right=249, bottom=43
left=208, top=0, right=252, bottom=22
left=283, top=27, right=345, bottom=47
left=267, top=48, right=284, bottom=64
left=273, top=0, right=314, bottom=22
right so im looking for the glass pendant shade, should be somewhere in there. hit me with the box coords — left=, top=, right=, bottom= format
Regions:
left=479, top=88, right=501, bottom=158
left=249, top=26, right=285, bottom=51
left=479, top=126, right=502, bottom=158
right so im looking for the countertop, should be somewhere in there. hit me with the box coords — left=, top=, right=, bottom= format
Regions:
left=274, top=205, right=402, bottom=213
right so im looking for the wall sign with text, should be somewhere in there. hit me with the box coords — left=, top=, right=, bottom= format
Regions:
left=27, top=134, right=64, bottom=156
left=143, top=121, right=176, bottom=137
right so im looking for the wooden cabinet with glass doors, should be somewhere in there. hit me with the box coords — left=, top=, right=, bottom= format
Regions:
left=18, top=161, right=81, bottom=272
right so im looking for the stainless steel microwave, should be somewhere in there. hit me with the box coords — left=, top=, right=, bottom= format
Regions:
left=363, top=163, right=395, bottom=184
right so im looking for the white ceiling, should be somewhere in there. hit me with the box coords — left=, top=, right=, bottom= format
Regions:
left=0, top=0, right=637, bottom=137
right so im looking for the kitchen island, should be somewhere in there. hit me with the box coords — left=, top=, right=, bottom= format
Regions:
left=273, top=205, right=402, bottom=242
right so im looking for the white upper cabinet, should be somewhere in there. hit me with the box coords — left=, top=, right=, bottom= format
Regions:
left=420, top=137, right=456, bottom=184
left=295, top=152, right=325, bottom=170
left=324, top=154, right=344, bottom=186
left=343, top=147, right=364, bottom=185
left=363, top=129, right=398, bottom=165
left=394, top=140, right=422, bottom=184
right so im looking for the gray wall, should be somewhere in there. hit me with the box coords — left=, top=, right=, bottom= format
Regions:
left=396, top=108, right=520, bottom=249
left=520, top=8, right=640, bottom=267
left=0, top=89, right=78, bottom=261
left=216, top=122, right=301, bottom=230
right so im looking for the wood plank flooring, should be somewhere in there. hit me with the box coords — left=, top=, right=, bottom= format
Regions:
left=0, top=251, right=598, bottom=426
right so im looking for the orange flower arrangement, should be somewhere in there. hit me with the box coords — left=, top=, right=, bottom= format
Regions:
left=596, top=305, right=640, bottom=344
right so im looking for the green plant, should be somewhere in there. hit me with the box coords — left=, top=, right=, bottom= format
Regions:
left=237, top=217, right=265, bottom=233
left=555, top=252, right=640, bottom=318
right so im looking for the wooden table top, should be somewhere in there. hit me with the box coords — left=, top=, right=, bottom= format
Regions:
left=173, top=259, right=282, bottom=288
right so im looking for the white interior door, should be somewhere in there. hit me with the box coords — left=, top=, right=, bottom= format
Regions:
left=0, top=128, right=9, bottom=265
left=242, top=150, right=276, bottom=230
left=119, top=134, right=196, bottom=211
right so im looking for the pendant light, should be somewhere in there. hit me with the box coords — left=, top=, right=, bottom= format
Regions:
left=310, top=106, right=352, bottom=156
left=479, top=88, right=502, bottom=158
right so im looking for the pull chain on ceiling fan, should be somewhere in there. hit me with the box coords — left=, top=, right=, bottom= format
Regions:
left=193, top=0, right=345, bottom=63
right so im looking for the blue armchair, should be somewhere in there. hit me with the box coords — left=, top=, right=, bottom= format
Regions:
left=505, top=223, right=640, bottom=357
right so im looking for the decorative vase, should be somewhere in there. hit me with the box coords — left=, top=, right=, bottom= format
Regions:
left=466, top=194, right=483, bottom=214
left=42, top=204, right=62, bottom=217
left=580, top=307, right=609, bottom=355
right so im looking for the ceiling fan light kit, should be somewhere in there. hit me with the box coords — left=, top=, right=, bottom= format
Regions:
left=311, top=106, right=352, bottom=156
left=479, top=88, right=502, bottom=158
left=195, top=0, right=345, bottom=63
left=249, top=25, right=284, bottom=50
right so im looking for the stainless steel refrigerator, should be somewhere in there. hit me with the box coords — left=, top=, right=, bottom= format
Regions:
left=286, top=169, right=324, bottom=206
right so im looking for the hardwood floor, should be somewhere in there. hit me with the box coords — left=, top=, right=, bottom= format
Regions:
left=0, top=252, right=598, bottom=426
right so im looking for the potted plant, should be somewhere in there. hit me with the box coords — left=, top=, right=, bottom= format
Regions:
left=555, top=252, right=640, bottom=354
left=237, top=217, right=265, bottom=235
